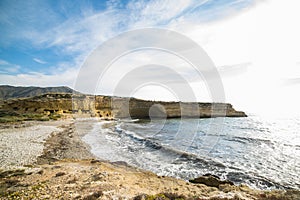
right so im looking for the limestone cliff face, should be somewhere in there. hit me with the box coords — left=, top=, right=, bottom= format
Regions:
left=1, top=93, right=247, bottom=119
left=111, top=98, right=247, bottom=119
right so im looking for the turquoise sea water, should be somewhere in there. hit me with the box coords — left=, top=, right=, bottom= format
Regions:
left=82, top=115, right=300, bottom=190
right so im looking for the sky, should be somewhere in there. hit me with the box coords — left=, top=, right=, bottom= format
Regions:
left=0, top=0, right=300, bottom=116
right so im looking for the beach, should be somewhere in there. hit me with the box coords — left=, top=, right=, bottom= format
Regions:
left=0, top=120, right=67, bottom=169
left=0, top=119, right=299, bottom=199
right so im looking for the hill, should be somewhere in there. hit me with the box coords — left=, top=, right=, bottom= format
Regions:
left=0, top=85, right=76, bottom=100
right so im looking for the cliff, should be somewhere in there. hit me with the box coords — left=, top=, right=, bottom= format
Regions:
left=110, top=97, right=246, bottom=118
left=0, top=93, right=246, bottom=121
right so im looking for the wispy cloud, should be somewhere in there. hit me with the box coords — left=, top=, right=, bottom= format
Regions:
left=0, top=67, right=79, bottom=87
left=282, top=78, right=300, bottom=86
left=33, top=58, right=47, bottom=64
left=218, top=62, right=250, bottom=77
left=0, top=59, right=21, bottom=74
left=0, top=0, right=259, bottom=92
left=1, top=0, right=256, bottom=56
left=0, top=0, right=253, bottom=83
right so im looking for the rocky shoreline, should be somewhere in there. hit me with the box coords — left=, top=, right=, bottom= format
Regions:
left=0, top=120, right=299, bottom=199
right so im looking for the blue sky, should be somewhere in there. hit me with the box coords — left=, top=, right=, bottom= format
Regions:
left=0, top=0, right=253, bottom=76
left=1, top=0, right=300, bottom=115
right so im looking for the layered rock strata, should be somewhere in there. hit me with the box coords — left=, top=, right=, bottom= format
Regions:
left=1, top=93, right=247, bottom=120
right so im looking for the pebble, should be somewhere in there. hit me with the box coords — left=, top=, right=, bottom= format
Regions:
left=0, top=121, right=67, bottom=169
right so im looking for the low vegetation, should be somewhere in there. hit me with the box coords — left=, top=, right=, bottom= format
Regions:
left=0, top=110, right=61, bottom=123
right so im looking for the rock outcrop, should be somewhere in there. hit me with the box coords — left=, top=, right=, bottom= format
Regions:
left=189, top=174, right=234, bottom=188
left=2, top=159, right=298, bottom=200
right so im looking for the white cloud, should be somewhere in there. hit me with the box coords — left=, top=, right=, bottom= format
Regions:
left=175, top=0, right=300, bottom=116
left=0, top=59, right=21, bottom=74
left=21, top=0, right=251, bottom=56
left=0, top=67, right=78, bottom=88
left=218, top=62, right=250, bottom=77
left=33, top=58, right=47, bottom=64
left=127, top=0, right=193, bottom=27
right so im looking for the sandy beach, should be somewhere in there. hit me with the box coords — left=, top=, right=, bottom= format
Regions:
left=0, top=119, right=299, bottom=199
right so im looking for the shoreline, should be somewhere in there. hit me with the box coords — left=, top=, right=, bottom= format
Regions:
left=0, top=119, right=299, bottom=199
left=36, top=119, right=96, bottom=165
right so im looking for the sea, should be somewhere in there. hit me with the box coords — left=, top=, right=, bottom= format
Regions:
left=82, top=114, right=300, bottom=190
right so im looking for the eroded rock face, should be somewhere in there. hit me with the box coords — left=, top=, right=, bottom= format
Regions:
left=109, top=97, right=247, bottom=118
left=1, top=93, right=247, bottom=120
left=2, top=94, right=73, bottom=114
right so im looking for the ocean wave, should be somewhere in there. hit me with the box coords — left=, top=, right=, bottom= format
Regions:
left=112, top=122, right=287, bottom=189
left=83, top=117, right=300, bottom=190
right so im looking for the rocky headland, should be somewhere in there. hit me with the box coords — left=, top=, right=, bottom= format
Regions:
left=0, top=91, right=246, bottom=123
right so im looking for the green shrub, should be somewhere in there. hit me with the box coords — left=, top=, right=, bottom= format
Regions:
left=49, top=114, right=61, bottom=120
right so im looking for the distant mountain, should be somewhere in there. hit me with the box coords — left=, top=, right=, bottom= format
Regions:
left=0, top=85, right=77, bottom=100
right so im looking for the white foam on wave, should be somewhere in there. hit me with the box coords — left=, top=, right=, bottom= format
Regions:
left=82, top=116, right=300, bottom=190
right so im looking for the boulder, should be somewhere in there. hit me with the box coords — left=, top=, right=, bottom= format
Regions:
left=189, top=174, right=234, bottom=188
